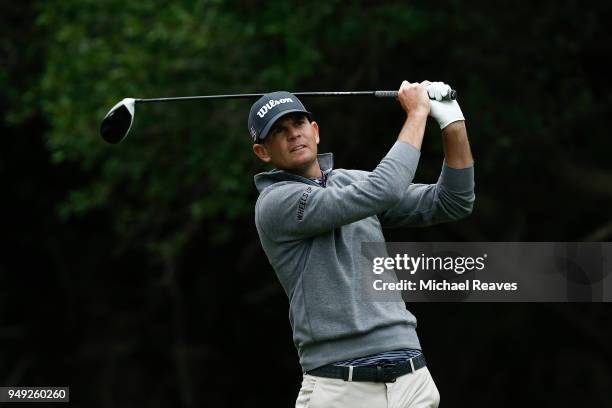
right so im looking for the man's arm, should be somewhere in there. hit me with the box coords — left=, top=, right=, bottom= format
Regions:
left=377, top=161, right=475, bottom=228
left=442, top=121, right=473, bottom=168
left=379, top=84, right=475, bottom=228
left=396, top=80, right=430, bottom=150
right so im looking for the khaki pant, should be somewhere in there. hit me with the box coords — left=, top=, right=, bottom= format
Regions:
left=295, top=366, right=440, bottom=408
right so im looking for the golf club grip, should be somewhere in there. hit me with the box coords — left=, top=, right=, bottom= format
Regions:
left=374, top=89, right=457, bottom=100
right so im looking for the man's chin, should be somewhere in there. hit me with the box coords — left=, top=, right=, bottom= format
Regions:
left=282, top=154, right=317, bottom=173
left=295, top=153, right=316, bottom=166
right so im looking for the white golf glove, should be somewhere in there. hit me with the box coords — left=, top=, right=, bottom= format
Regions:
left=427, top=82, right=465, bottom=129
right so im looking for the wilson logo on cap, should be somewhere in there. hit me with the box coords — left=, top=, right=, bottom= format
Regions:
left=257, top=98, right=294, bottom=118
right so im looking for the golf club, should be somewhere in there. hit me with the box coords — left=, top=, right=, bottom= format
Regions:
left=100, top=89, right=457, bottom=144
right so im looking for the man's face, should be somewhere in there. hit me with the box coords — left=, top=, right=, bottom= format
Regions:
left=253, top=113, right=320, bottom=174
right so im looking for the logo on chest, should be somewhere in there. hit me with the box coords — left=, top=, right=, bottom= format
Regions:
left=297, top=187, right=313, bottom=221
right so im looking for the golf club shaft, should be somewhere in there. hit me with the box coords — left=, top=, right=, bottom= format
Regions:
left=135, top=90, right=457, bottom=103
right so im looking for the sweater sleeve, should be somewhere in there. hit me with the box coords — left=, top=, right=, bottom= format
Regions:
left=378, top=161, right=475, bottom=228
left=256, top=141, right=421, bottom=241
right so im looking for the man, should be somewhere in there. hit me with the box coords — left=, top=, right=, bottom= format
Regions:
left=249, top=80, right=474, bottom=408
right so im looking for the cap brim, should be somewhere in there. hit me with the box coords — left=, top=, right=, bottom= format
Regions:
left=257, top=109, right=312, bottom=142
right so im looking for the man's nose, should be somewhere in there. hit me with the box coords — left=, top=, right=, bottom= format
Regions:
left=287, top=125, right=302, bottom=140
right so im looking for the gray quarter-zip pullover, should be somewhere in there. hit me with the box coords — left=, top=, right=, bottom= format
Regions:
left=254, top=140, right=475, bottom=372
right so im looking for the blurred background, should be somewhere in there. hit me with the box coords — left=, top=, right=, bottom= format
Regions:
left=2, top=0, right=612, bottom=406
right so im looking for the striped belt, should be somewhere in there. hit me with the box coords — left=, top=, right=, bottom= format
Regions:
left=305, top=354, right=427, bottom=383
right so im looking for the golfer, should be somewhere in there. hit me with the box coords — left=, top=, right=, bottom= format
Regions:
left=249, top=80, right=474, bottom=408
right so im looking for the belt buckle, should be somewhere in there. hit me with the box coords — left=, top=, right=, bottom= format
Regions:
left=379, top=362, right=398, bottom=383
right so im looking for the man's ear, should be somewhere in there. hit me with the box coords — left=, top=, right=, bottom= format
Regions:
left=311, top=121, right=320, bottom=145
left=252, top=143, right=271, bottom=163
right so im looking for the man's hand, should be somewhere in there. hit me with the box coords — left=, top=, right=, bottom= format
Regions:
left=426, top=81, right=465, bottom=129
left=396, top=81, right=429, bottom=150
left=397, top=80, right=430, bottom=117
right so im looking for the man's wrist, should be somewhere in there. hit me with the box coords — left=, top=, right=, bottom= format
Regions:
left=441, top=121, right=473, bottom=168
left=398, top=110, right=428, bottom=150
left=441, top=120, right=466, bottom=135
left=408, top=108, right=429, bottom=121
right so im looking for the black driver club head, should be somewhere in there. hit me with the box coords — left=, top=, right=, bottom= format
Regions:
left=100, top=98, right=135, bottom=144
